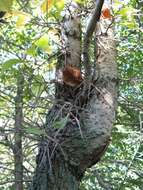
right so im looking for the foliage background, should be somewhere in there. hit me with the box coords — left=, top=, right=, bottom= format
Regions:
left=0, top=0, right=143, bottom=189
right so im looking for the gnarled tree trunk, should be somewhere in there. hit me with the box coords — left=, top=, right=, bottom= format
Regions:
left=30, top=1, right=118, bottom=190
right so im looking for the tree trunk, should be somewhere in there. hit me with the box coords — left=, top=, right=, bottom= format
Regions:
left=30, top=3, right=118, bottom=190
left=14, top=72, right=24, bottom=190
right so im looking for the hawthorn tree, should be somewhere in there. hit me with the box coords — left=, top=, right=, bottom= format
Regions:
left=30, top=0, right=118, bottom=189
left=0, top=0, right=142, bottom=190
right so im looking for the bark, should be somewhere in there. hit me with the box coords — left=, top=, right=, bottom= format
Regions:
left=14, top=72, right=24, bottom=190
left=83, top=0, right=104, bottom=76
left=30, top=3, right=118, bottom=190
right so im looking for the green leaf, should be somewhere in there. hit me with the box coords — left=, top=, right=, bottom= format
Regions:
left=0, top=0, right=13, bottom=12
left=119, top=7, right=137, bottom=18
left=35, top=34, right=52, bottom=53
left=41, top=0, right=53, bottom=14
left=1, top=59, right=24, bottom=70
left=48, top=0, right=64, bottom=19
left=26, top=45, right=37, bottom=56
left=31, top=74, right=45, bottom=96
left=31, top=82, right=44, bottom=96
left=75, top=0, right=86, bottom=5
left=55, top=0, right=65, bottom=11
left=14, top=11, right=31, bottom=28
left=25, top=127, right=45, bottom=135
left=122, top=20, right=137, bottom=29
left=53, top=116, right=68, bottom=129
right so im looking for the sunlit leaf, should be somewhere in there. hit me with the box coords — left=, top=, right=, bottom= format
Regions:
left=41, top=0, right=53, bottom=13
left=26, top=45, right=37, bottom=57
left=119, top=7, right=137, bottom=18
left=122, top=20, right=137, bottom=29
left=12, top=11, right=31, bottom=27
left=55, top=0, right=65, bottom=10
left=0, top=0, right=13, bottom=12
left=35, top=34, right=52, bottom=53
left=47, top=0, right=65, bottom=18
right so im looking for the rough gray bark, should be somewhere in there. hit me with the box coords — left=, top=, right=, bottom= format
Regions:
left=61, top=15, right=81, bottom=67
left=14, top=72, right=24, bottom=190
left=30, top=3, right=118, bottom=190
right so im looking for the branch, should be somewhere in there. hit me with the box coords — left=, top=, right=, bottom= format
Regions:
left=94, top=170, right=113, bottom=190
left=83, top=0, right=104, bottom=77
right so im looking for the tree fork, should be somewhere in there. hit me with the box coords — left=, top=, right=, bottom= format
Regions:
left=30, top=2, right=118, bottom=190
